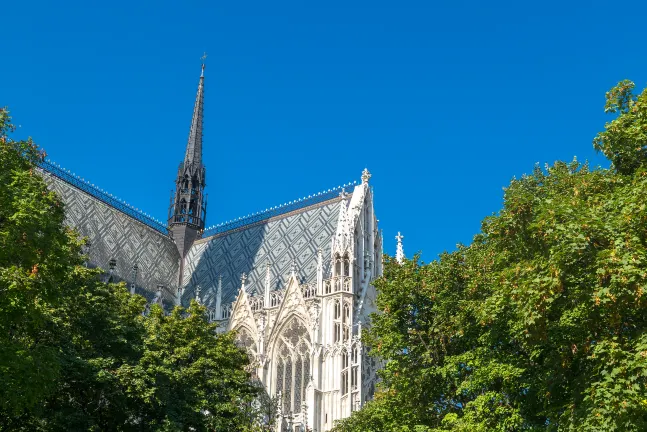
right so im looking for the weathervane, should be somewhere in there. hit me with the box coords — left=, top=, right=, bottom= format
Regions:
left=200, top=52, right=207, bottom=76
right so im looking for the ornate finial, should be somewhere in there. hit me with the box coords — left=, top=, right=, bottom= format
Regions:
left=200, top=52, right=207, bottom=77
left=195, top=285, right=202, bottom=304
left=241, top=272, right=247, bottom=288
left=265, top=262, right=272, bottom=285
left=291, top=260, right=297, bottom=277
left=339, top=188, right=349, bottom=200
left=361, top=168, right=371, bottom=184
left=395, top=232, right=405, bottom=264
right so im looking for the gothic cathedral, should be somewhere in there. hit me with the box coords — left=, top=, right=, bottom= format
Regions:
left=39, top=63, right=395, bottom=431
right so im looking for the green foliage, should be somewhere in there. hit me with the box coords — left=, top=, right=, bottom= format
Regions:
left=124, top=301, right=258, bottom=431
left=335, top=82, right=647, bottom=431
left=594, top=80, right=647, bottom=174
left=0, top=106, right=74, bottom=414
left=0, top=108, right=260, bottom=431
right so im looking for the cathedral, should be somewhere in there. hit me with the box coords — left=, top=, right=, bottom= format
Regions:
left=38, top=63, right=401, bottom=431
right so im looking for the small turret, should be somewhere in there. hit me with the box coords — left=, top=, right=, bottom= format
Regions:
left=395, top=232, right=405, bottom=264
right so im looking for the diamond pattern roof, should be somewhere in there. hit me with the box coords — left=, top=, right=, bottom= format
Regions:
left=183, top=197, right=342, bottom=306
left=42, top=170, right=181, bottom=303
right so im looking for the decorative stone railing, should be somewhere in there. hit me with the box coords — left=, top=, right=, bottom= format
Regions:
left=269, top=290, right=284, bottom=308
left=301, top=283, right=316, bottom=299
left=221, top=304, right=232, bottom=320
left=323, top=276, right=352, bottom=294
left=207, top=307, right=218, bottom=322
left=207, top=283, right=321, bottom=322
left=249, top=296, right=264, bottom=312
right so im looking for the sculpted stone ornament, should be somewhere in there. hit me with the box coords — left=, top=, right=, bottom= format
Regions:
left=361, top=168, right=371, bottom=184
left=256, top=353, right=269, bottom=368
left=308, top=302, right=320, bottom=330
left=195, top=285, right=202, bottom=305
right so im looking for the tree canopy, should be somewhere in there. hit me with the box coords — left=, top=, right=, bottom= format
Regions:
left=334, top=81, right=647, bottom=431
left=0, top=108, right=259, bottom=431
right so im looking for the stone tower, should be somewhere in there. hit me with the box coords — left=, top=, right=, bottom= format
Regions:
left=168, top=63, right=207, bottom=264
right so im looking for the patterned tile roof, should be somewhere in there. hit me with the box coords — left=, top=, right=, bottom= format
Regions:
left=40, top=160, right=168, bottom=234
left=40, top=158, right=353, bottom=308
left=183, top=196, right=344, bottom=306
left=41, top=170, right=181, bottom=304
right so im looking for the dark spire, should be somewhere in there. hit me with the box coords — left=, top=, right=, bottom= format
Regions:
left=184, top=63, right=205, bottom=167
left=168, top=61, right=209, bottom=263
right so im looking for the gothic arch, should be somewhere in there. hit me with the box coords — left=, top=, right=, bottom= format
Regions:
left=227, top=288, right=259, bottom=342
left=266, top=275, right=311, bottom=345
left=271, top=315, right=312, bottom=415
left=233, top=325, right=258, bottom=356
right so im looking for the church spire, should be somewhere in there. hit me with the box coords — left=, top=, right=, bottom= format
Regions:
left=168, top=60, right=209, bottom=265
left=184, top=62, right=205, bottom=167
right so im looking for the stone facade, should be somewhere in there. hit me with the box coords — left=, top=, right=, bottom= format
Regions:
left=40, top=64, right=386, bottom=431
left=211, top=174, right=382, bottom=431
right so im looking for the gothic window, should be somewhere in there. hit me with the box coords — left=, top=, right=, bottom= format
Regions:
left=235, top=328, right=257, bottom=353
left=191, top=176, right=199, bottom=194
left=351, top=366, right=358, bottom=390
left=274, top=318, right=311, bottom=414
left=341, top=369, right=348, bottom=395
left=335, top=254, right=341, bottom=276
left=333, top=300, right=342, bottom=343
left=343, top=302, right=351, bottom=342
left=343, top=254, right=350, bottom=277
left=234, top=328, right=258, bottom=378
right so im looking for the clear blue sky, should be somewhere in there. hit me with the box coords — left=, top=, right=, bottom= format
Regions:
left=2, top=0, right=645, bottom=261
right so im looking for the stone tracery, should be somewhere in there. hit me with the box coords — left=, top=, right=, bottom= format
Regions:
left=274, top=317, right=311, bottom=414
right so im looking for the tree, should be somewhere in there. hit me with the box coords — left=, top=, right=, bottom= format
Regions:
left=238, top=379, right=281, bottom=432
left=0, top=108, right=259, bottom=431
left=122, top=301, right=259, bottom=431
left=593, top=80, right=647, bottom=175
left=334, top=81, right=647, bottom=431
left=0, top=107, right=150, bottom=430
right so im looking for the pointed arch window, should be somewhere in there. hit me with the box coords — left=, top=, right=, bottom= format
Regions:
left=274, top=318, right=311, bottom=414
left=335, top=253, right=342, bottom=276
left=333, top=300, right=342, bottom=343
left=234, top=327, right=258, bottom=378
left=343, top=302, right=351, bottom=342
left=341, top=349, right=349, bottom=395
